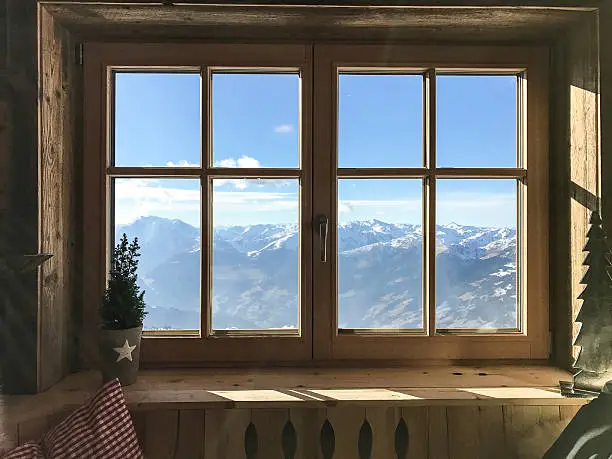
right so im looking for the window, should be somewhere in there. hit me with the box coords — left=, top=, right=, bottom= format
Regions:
left=84, top=44, right=549, bottom=365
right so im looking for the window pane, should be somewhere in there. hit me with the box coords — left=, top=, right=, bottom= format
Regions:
left=212, top=72, right=300, bottom=169
left=436, top=179, right=518, bottom=330
left=113, top=178, right=201, bottom=331
left=338, top=73, right=423, bottom=168
left=338, top=179, right=423, bottom=330
left=212, top=179, right=300, bottom=330
left=436, top=74, right=518, bottom=168
left=114, top=72, right=201, bottom=167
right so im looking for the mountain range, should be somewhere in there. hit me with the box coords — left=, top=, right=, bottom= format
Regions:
left=116, top=216, right=518, bottom=331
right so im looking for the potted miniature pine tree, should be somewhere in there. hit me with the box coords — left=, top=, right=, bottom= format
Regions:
left=573, top=211, right=612, bottom=392
left=99, top=234, right=147, bottom=386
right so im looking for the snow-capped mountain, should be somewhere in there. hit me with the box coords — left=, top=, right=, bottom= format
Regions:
left=116, top=217, right=518, bottom=331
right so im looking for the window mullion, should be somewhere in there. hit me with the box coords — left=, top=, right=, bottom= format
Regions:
left=201, top=65, right=211, bottom=338
left=425, top=68, right=436, bottom=337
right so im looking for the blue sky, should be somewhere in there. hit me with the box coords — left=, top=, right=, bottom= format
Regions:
left=113, top=71, right=517, bottom=229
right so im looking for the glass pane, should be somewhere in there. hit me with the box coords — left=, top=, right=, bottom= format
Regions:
left=113, top=178, right=201, bottom=331
left=212, top=179, right=300, bottom=330
left=212, top=72, right=300, bottom=168
left=338, top=179, right=423, bottom=330
left=114, top=72, right=201, bottom=167
left=436, top=179, right=518, bottom=330
left=338, top=73, right=423, bottom=168
left=436, top=74, right=518, bottom=168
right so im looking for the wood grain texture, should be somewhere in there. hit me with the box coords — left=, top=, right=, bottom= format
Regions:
left=17, top=417, right=47, bottom=444
left=503, top=405, right=567, bottom=459
left=478, top=406, right=507, bottom=458
left=549, top=37, right=573, bottom=370
left=2, top=0, right=39, bottom=395
left=11, top=403, right=587, bottom=458
left=365, top=406, right=396, bottom=458
left=325, top=406, right=365, bottom=458
left=144, top=410, right=179, bottom=459
left=174, top=410, right=205, bottom=459
left=44, top=4, right=591, bottom=43
left=447, top=406, right=480, bottom=459
left=204, top=408, right=251, bottom=459
left=250, top=409, right=288, bottom=459
left=402, top=407, right=429, bottom=458
left=566, top=15, right=600, bottom=367
left=600, top=4, right=612, bottom=257
left=4, top=367, right=587, bottom=425
left=131, top=411, right=147, bottom=452
left=427, top=407, right=449, bottom=459
left=289, top=407, right=321, bottom=459
left=38, top=6, right=77, bottom=393
left=0, top=102, right=9, bottom=214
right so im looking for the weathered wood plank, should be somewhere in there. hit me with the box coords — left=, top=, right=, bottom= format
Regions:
left=17, top=417, right=47, bottom=445
left=503, top=405, right=564, bottom=459
left=2, top=0, right=38, bottom=395
left=478, top=406, right=507, bottom=459
left=366, top=406, right=396, bottom=458
left=427, top=407, right=449, bottom=459
left=549, top=32, right=572, bottom=370
left=559, top=404, right=582, bottom=423
left=447, top=406, right=480, bottom=459
left=325, top=407, right=364, bottom=458
left=0, top=102, right=9, bottom=214
left=143, top=409, right=179, bottom=459
left=38, top=5, right=76, bottom=393
left=43, top=4, right=591, bottom=44
left=204, top=408, right=251, bottom=459
left=250, top=409, right=287, bottom=459
left=289, top=408, right=320, bottom=459
left=401, top=406, right=428, bottom=459
left=601, top=0, right=612, bottom=260
left=175, top=409, right=205, bottom=459
left=131, top=410, right=147, bottom=451
left=566, top=15, right=600, bottom=370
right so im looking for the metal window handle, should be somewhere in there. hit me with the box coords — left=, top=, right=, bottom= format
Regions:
left=318, top=215, right=329, bottom=263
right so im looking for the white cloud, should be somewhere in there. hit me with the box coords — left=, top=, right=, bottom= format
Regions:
left=212, top=156, right=262, bottom=190
left=214, top=155, right=261, bottom=168
left=114, top=179, right=200, bottom=226
left=274, top=124, right=294, bottom=134
left=114, top=178, right=516, bottom=229
left=114, top=179, right=298, bottom=226
left=165, top=160, right=199, bottom=167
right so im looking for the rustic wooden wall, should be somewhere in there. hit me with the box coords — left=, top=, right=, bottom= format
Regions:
left=601, top=3, right=612, bottom=242
left=549, top=16, right=600, bottom=370
left=11, top=404, right=583, bottom=459
left=0, top=1, right=79, bottom=393
left=0, top=0, right=40, bottom=395
left=38, top=5, right=79, bottom=393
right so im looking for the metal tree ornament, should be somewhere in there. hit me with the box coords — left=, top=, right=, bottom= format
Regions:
left=573, top=211, right=612, bottom=392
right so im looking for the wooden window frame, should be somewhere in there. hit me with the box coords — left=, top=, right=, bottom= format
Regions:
left=84, top=43, right=314, bottom=365
left=313, top=45, right=549, bottom=361
left=84, top=42, right=548, bottom=367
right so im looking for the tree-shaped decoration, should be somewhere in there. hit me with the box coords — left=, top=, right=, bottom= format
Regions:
left=573, top=211, right=612, bottom=391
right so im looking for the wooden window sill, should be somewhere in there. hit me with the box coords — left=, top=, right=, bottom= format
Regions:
left=3, top=365, right=589, bottom=425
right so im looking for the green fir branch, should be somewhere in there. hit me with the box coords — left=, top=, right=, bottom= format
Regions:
left=100, top=233, right=147, bottom=330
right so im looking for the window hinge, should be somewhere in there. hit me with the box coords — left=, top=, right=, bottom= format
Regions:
left=75, top=43, right=84, bottom=66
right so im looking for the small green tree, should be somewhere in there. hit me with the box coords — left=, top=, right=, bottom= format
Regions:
left=100, top=234, right=147, bottom=330
left=574, top=211, right=612, bottom=375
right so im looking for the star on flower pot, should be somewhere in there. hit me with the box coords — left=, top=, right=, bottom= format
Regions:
left=113, top=339, right=137, bottom=363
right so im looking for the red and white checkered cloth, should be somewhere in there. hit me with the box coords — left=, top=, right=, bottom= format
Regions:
left=3, top=378, right=143, bottom=459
